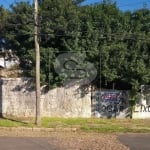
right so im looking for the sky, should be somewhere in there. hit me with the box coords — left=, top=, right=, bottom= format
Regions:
left=0, top=0, right=150, bottom=11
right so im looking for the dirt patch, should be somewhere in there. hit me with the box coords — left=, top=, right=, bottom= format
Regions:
left=0, top=130, right=129, bottom=150
left=47, top=132, right=129, bottom=150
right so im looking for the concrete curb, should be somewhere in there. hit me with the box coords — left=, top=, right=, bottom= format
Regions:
left=0, top=127, right=77, bottom=132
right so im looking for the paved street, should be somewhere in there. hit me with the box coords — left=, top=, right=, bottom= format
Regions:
left=0, top=132, right=129, bottom=150
left=1, top=133, right=150, bottom=150
left=0, top=137, right=60, bottom=150
left=118, top=134, right=150, bottom=150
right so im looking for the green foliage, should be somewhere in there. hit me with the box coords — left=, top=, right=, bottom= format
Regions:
left=1, top=1, right=150, bottom=90
left=0, top=6, right=9, bottom=47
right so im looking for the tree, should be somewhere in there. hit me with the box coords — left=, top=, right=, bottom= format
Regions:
left=2, top=1, right=150, bottom=92
left=5, top=2, right=34, bottom=70
left=0, top=6, right=9, bottom=50
left=38, top=0, right=82, bottom=86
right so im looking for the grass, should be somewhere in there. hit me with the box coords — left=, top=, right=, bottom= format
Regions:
left=0, top=117, right=150, bottom=133
left=0, top=117, right=34, bottom=127
left=42, top=118, right=150, bottom=133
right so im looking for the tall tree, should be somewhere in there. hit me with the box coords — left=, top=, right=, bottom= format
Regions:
left=0, top=6, right=9, bottom=49
left=5, top=2, right=34, bottom=70
left=2, top=1, right=150, bottom=91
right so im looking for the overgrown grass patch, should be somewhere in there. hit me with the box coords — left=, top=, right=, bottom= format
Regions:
left=0, top=117, right=150, bottom=133
left=0, top=117, right=35, bottom=127
left=41, top=118, right=150, bottom=133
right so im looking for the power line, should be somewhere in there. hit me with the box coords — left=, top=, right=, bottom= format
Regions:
left=1, top=0, right=150, bottom=26
left=1, top=1, right=150, bottom=41
left=2, top=31, right=150, bottom=41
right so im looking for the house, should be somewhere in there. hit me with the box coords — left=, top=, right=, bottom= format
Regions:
left=0, top=49, right=19, bottom=69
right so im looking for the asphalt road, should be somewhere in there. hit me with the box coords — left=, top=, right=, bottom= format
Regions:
left=0, top=137, right=60, bottom=150
left=0, top=134, right=150, bottom=150
left=118, top=134, right=150, bottom=150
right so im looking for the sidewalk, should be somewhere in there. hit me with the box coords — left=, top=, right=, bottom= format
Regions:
left=0, top=126, right=77, bottom=133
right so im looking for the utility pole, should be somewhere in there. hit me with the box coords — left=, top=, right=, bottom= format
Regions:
left=34, top=0, right=41, bottom=126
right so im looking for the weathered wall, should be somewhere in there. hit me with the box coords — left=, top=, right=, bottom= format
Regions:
left=92, top=90, right=130, bottom=118
left=132, top=87, right=150, bottom=119
left=132, top=104, right=150, bottom=119
left=0, top=78, right=91, bottom=118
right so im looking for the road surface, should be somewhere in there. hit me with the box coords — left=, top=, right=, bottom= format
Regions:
left=118, top=134, right=150, bottom=150
left=0, top=137, right=60, bottom=150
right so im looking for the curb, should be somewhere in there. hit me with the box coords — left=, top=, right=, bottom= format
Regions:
left=0, top=127, right=77, bottom=132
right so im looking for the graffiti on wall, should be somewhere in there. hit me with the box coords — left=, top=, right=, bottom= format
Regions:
left=136, top=85, right=150, bottom=106
left=133, top=85, right=150, bottom=118
left=93, top=90, right=130, bottom=118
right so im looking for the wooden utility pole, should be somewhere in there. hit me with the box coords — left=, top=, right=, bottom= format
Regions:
left=34, top=0, right=41, bottom=126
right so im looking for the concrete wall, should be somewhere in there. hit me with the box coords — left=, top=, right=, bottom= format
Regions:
left=0, top=78, right=91, bottom=118
left=1, top=78, right=149, bottom=119
left=132, top=88, right=150, bottom=119
left=132, top=104, right=150, bottom=119
left=92, top=90, right=130, bottom=118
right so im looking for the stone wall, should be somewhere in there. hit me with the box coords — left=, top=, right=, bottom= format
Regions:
left=0, top=78, right=91, bottom=118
